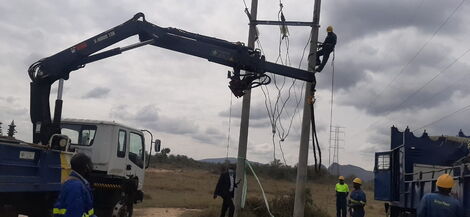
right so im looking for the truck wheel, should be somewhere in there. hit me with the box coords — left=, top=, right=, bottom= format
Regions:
left=1, top=205, right=19, bottom=217
left=112, top=201, right=133, bottom=217
left=29, top=208, right=52, bottom=217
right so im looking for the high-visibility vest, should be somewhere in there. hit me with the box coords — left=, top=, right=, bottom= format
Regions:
left=336, top=183, right=349, bottom=193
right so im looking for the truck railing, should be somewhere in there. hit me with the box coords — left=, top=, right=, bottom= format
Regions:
left=399, top=162, right=470, bottom=212
left=404, top=162, right=470, bottom=181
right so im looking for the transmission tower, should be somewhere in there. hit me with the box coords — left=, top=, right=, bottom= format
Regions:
left=329, top=126, right=345, bottom=175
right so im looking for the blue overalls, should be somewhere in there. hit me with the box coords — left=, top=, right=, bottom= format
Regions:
left=417, top=193, right=464, bottom=217
left=349, top=189, right=366, bottom=217
left=53, top=171, right=96, bottom=217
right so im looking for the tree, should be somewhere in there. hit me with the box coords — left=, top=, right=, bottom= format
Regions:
left=161, top=148, right=171, bottom=158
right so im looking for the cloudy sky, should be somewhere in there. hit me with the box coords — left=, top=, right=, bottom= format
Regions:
left=1, top=0, right=469, bottom=170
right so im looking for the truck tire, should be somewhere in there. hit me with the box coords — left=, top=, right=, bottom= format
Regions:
left=29, top=207, right=52, bottom=217
left=112, top=200, right=133, bottom=217
left=1, top=205, right=19, bottom=217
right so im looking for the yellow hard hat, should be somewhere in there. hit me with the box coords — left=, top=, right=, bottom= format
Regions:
left=327, top=25, right=333, bottom=32
left=353, top=178, right=362, bottom=185
left=436, top=174, right=454, bottom=189
left=338, top=176, right=345, bottom=180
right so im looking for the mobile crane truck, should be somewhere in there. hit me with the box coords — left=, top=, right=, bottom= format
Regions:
left=374, top=126, right=470, bottom=217
left=0, top=13, right=314, bottom=217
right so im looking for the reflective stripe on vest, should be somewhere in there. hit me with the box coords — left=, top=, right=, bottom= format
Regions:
left=336, top=183, right=349, bottom=193
left=350, top=199, right=366, bottom=205
left=82, top=208, right=94, bottom=217
left=53, top=208, right=67, bottom=215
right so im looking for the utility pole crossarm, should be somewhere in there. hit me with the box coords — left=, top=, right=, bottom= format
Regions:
left=251, top=20, right=316, bottom=27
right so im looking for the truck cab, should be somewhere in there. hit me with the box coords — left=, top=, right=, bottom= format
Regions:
left=60, top=119, right=159, bottom=217
left=61, top=119, right=150, bottom=190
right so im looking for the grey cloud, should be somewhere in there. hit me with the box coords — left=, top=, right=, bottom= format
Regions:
left=336, top=41, right=467, bottom=116
left=361, top=98, right=470, bottom=152
left=313, top=0, right=467, bottom=93
left=191, top=127, right=226, bottom=145
left=219, top=83, right=305, bottom=124
left=250, top=119, right=272, bottom=128
left=218, top=101, right=269, bottom=120
left=320, top=31, right=451, bottom=92
left=3, top=0, right=470, bottom=168
left=407, top=106, right=470, bottom=136
left=0, top=97, right=28, bottom=130
left=248, top=142, right=274, bottom=156
left=82, top=87, right=110, bottom=99
left=366, top=126, right=390, bottom=147
left=110, top=104, right=199, bottom=135
left=324, top=0, right=465, bottom=44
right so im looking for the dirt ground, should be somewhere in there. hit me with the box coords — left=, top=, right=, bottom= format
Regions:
left=138, top=168, right=386, bottom=217
left=134, top=208, right=200, bottom=217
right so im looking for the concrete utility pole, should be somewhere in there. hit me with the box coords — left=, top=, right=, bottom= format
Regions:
left=234, top=0, right=258, bottom=216
left=293, top=0, right=321, bottom=216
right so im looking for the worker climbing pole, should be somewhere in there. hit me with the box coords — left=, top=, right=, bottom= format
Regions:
left=309, top=25, right=337, bottom=172
left=315, top=25, right=337, bottom=72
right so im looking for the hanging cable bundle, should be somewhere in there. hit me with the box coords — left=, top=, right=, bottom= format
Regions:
left=309, top=89, right=322, bottom=173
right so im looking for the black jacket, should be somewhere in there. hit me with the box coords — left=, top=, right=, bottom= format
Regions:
left=214, top=171, right=237, bottom=198
left=322, top=32, right=337, bottom=51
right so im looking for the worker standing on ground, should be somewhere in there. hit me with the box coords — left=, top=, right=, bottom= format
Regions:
left=213, top=165, right=237, bottom=217
left=53, top=153, right=96, bottom=217
left=315, top=25, right=337, bottom=72
left=335, top=176, right=349, bottom=217
left=417, top=174, right=464, bottom=217
left=348, top=178, right=366, bottom=217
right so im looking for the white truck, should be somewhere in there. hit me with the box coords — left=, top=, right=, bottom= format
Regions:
left=61, top=119, right=160, bottom=217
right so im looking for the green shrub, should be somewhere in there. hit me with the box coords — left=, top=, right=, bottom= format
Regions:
left=240, top=189, right=331, bottom=217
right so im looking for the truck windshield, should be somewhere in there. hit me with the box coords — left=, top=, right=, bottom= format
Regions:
left=61, top=124, right=97, bottom=146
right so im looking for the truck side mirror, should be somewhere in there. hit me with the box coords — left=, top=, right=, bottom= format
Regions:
left=154, top=139, right=161, bottom=152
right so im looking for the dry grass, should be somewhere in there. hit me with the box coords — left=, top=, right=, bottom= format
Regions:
left=137, top=166, right=386, bottom=217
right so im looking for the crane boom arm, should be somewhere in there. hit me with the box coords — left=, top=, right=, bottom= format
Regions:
left=28, top=12, right=314, bottom=145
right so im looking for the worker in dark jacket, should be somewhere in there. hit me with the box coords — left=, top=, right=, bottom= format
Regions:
left=348, top=178, right=366, bottom=217
left=213, top=165, right=237, bottom=217
left=316, top=25, right=337, bottom=72
left=335, top=176, right=349, bottom=217
left=417, top=174, right=464, bottom=217
left=53, top=153, right=96, bottom=217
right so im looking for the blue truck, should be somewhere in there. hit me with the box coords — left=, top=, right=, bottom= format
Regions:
left=0, top=134, right=71, bottom=216
left=374, top=126, right=470, bottom=217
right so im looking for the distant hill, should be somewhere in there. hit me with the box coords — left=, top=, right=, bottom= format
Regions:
left=328, top=163, right=373, bottom=181
left=199, top=157, right=262, bottom=165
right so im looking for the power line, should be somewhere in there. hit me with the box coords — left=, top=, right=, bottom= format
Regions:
left=350, top=46, right=470, bottom=137
left=349, top=0, right=467, bottom=137
left=226, top=93, right=233, bottom=159
left=346, top=0, right=437, bottom=128
left=241, top=0, right=249, bottom=10
left=258, top=31, right=310, bottom=164
left=413, top=104, right=470, bottom=132
left=363, top=0, right=466, bottom=114
left=390, top=47, right=470, bottom=111
left=328, top=52, right=336, bottom=167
